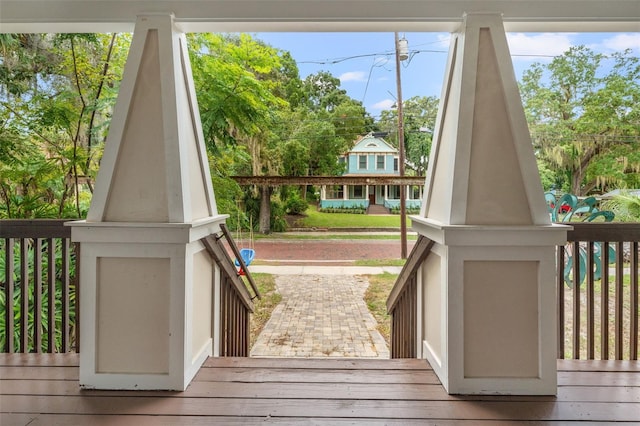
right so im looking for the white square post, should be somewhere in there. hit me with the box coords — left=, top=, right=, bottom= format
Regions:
left=69, top=14, right=226, bottom=390
left=413, top=13, right=569, bottom=395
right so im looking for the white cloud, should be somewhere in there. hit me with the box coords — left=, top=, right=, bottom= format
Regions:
left=436, top=32, right=573, bottom=61
left=339, top=71, right=366, bottom=83
left=506, top=33, right=573, bottom=61
left=371, top=99, right=395, bottom=110
left=436, top=34, right=451, bottom=48
left=600, top=33, right=640, bottom=52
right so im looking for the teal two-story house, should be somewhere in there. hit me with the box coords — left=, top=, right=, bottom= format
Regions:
left=319, top=133, right=423, bottom=212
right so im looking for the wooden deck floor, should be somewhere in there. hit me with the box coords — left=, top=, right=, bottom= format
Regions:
left=1, top=355, right=639, bottom=425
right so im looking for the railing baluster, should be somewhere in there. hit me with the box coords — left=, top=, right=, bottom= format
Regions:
left=47, top=238, right=56, bottom=353
left=73, top=243, right=80, bottom=353
left=387, top=236, right=433, bottom=359
left=20, top=238, right=29, bottom=353
left=615, top=241, right=624, bottom=360
left=61, top=238, right=70, bottom=353
left=557, top=245, right=565, bottom=359
left=586, top=241, right=595, bottom=359
left=631, top=241, right=638, bottom=360
left=601, top=241, right=610, bottom=360
left=34, top=238, right=43, bottom=353
left=572, top=241, right=580, bottom=359
left=4, top=238, right=15, bottom=353
left=220, top=276, right=227, bottom=356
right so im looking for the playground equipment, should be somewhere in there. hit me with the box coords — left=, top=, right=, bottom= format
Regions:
left=235, top=248, right=255, bottom=275
left=234, top=213, right=255, bottom=275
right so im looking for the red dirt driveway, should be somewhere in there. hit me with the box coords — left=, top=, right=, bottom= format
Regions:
left=247, top=238, right=415, bottom=263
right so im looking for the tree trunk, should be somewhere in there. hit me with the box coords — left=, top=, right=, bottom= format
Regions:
left=259, top=186, right=271, bottom=234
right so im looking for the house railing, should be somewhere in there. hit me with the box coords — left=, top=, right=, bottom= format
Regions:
left=388, top=222, right=639, bottom=361
left=201, top=224, right=260, bottom=357
left=5, top=220, right=637, bottom=360
left=386, top=236, right=434, bottom=358
left=0, top=220, right=78, bottom=353
left=558, top=222, right=639, bottom=360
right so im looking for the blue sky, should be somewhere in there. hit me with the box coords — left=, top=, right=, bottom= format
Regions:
left=253, top=32, right=639, bottom=120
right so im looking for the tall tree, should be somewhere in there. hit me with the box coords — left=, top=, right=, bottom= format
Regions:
left=189, top=33, right=294, bottom=233
left=520, top=46, right=640, bottom=195
left=377, top=95, right=439, bottom=175
left=0, top=33, right=128, bottom=218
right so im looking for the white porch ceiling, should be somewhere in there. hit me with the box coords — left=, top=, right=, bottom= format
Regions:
left=1, top=0, right=639, bottom=33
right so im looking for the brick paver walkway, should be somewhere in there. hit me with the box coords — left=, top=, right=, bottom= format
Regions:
left=250, top=274, right=389, bottom=358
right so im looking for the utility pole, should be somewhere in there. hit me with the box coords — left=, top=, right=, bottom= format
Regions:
left=395, top=32, right=407, bottom=259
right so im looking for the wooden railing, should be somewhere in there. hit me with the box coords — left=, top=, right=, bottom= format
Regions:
left=387, top=236, right=434, bottom=358
left=0, top=220, right=78, bottom=353
left=201, top=224, right=260, bottom=357
left=558, top=222, right=639, bottom=360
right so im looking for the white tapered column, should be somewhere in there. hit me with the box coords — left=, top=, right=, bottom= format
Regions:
left=412, top=13, right=569, bottom=395
left=69, top=14, right=227, bottom=390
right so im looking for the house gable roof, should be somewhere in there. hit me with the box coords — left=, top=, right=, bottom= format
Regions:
left=348, top=133, right=397, bottom=154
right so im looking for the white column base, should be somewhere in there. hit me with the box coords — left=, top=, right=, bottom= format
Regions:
left=413, top=217, right=569, bottom=395
left=69, top=216, right=227, bottom=390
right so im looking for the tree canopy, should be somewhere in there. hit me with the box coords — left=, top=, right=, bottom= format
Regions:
left=2, top=34, right=638, bottom=226
left=520, top=46, right=640, bottom=195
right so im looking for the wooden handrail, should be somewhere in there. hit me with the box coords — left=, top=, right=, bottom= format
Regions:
left=0, top=219, right=72, bottom=238
left=387, top=235, right=434, bottom=312
left=200, top=234, right=255, bottom=311
left=200, top=230, right=258, bottom=357
left=566, top=222, right=640, bottom=242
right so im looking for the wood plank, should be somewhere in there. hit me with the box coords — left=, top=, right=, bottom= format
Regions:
left=558, top=371, right=640, bottom=387
left=6, top=413, right=596, bottom=426
left=0, top=353, right=79, bottom=367
left=4, top=379, right=640, bottom=403
left=0, top=365, right=439, bottom=384
left=204, top=357, right=429, bottom=370
left=195, top=367, right=441, bottom=384
left=557, top=359, right=640, bottom=372
left=0, top=366, right=79, bottom=381
left=1, top=395, right=639, bottom=421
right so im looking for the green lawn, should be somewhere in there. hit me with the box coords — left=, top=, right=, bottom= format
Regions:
left=295, top=207, right=402, bottom=228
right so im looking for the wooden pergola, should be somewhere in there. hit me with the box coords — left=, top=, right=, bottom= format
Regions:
left=231, top=176, right=425, bottom=186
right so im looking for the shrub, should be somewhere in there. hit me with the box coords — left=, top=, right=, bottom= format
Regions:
left=319, top=205, right=366, bottom=214
left=270, top=199, right=288, bottom=232
left=285, top=193, right=309, bottom=215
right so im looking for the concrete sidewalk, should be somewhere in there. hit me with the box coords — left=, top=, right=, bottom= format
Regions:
left=249, top=265, right=402, bottom=275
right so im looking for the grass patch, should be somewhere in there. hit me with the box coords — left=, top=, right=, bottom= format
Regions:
left=355, top=258, right=406, bottom=267
left=299, top=207, right=401, bottom=228
left=363, top=272, right=398, bottom=347
left=249, top=273, right=282, bottom=349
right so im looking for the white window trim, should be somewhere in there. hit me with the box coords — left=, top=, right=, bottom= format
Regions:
left=358, top=154, right=368, bottom=170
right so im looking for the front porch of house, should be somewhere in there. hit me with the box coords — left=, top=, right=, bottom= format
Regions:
left=1, top=219, right=639, bottom=423
left=1, top=354, right=638, bottom=424
left=319, top=183, right=423, bottom=212
left=2, top=2, right=639, bottom=420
